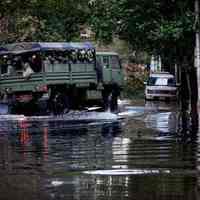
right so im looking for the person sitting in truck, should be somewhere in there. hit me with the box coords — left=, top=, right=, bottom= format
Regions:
left=44, top=56, right=53, bottom=72
left=30, top=54, right=42, bottom=72
left=96, top=60, right=103, bottom=82
left=6, top=60, right=15, bottom=76
left=1, top=59, right=16, bottom=77
left=13, top=56, right=23, bottom=75
left=0, top=55, right=9, bottom=75
left=23, top=62, right=34, bottom=79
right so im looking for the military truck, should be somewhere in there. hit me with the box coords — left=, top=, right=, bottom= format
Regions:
left=0, top=42, right=124, bottom=114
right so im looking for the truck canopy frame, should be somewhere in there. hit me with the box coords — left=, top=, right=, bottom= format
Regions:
left=0, top=42, right=95, bottom=55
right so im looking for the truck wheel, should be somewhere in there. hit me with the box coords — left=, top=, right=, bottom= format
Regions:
left=52, top=93, right=70, bottom=115
left=110, top=84, right=120, bottom=112
left=102, top=91, right=110, bottom=111
left=110, top=94, right=118, bottom=112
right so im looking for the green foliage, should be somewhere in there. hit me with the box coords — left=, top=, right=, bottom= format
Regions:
left=123, top=70, right=148, bottom=99
left=90, top=0, right=195, bottom=67
left=0, top=0, right=91, bottom=42
left=89, top=0, right=122, bottom=43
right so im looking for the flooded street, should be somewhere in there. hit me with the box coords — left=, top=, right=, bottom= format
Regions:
left=0, top=100, right=199, bottom=200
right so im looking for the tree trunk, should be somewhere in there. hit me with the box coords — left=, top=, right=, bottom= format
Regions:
left=195, top=0, right=200, bottom=104
left=180, top=69, right=190, bottom=111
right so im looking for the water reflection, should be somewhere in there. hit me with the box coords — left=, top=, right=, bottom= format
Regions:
left=0, top=105, right=199, bottom=199
left=0, top=117, right=124, bottom=200
left=144, top=101, right=178, bottom=134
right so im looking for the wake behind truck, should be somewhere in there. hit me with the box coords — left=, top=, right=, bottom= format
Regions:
left=0, top=42, right=124, bottom=114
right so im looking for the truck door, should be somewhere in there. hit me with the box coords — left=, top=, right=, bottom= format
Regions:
left=110, top=55, right=123, bottom=85
left=101, top=55, right=111, bottom=83
left=98, top=54, right=123, bottom=85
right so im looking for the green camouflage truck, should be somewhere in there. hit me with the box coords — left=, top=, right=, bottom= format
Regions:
left=0, top=42, right=124, bottom=114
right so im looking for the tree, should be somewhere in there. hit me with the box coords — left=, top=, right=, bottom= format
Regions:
left=90, top=0, right=195, bottom=68
left=0, top=0, right=91, bottom=42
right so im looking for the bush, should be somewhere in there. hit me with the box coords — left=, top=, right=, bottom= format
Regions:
left=122, top=64, right=148, bottom=99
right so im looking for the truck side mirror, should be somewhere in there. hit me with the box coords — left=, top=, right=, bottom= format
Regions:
left=104, top=64, right=109, bottom=69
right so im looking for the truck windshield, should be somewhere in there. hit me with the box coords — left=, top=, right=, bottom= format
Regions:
left=110, top=55, right=121, bottom=69
left=96, top=54, right=121, bottom=69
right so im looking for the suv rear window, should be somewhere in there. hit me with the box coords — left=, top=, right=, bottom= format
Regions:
left=148, top=77, right=176, bottom=86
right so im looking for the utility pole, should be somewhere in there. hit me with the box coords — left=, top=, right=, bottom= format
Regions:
left=195, top=0, right=200, bottom=104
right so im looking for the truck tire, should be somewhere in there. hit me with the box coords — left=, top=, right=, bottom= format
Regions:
left=52, top=93, right=70, bottom=115
left=110, top=84, right=120, bottom=112
left=102, top=90, right=110, bottom=111
left=110, top=93, right=118, bottom=112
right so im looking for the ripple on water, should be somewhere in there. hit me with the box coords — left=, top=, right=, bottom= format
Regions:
left=0, top=102, right=199, bottom=200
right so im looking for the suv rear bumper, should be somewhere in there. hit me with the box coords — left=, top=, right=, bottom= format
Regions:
left=145, top=94, right=177, bottom=101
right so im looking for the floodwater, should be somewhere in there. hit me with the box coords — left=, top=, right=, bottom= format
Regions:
left=0, top=100, right=200, bottom=200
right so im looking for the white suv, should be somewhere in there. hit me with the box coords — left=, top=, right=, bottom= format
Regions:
left=145, top=72, right=178, bottom=101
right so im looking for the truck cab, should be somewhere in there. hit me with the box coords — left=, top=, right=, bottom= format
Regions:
left=96, top=52, right=124, bottom=86
left=96, top=52, right=124, bottom=111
